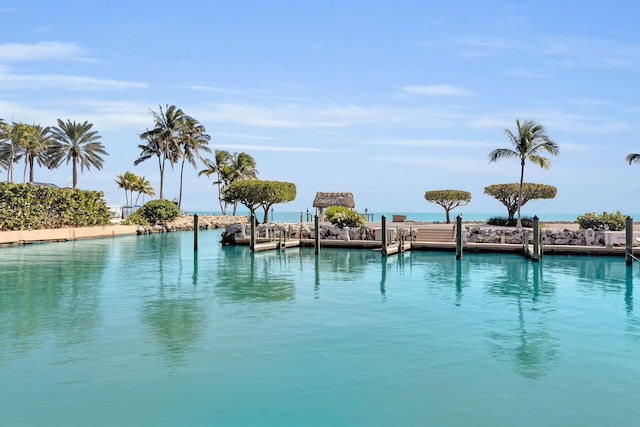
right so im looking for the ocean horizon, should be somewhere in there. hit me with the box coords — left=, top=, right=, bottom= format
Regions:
left=190, top=210, right=640, bottom=223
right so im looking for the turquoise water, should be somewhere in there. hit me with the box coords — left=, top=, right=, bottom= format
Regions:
left=2, top=230, right=640, bottom=426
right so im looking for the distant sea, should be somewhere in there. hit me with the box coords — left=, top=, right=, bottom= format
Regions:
left=190, top=211, right=631, bottom=223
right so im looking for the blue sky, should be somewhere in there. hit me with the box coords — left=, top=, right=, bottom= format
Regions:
left=2, top=1, right=640, bottom=215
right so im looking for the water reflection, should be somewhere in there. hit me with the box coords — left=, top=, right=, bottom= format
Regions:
left=484, top=257, right=558, bottom=379
left=0, top=241, right=107, bottom=361
left=412, top=252, right=472, bottom=305
left=142, top=296, right=207, bottom=367
left=118, top=233, right=208, bottom=367
left=216, top=246, right=296, bottom=302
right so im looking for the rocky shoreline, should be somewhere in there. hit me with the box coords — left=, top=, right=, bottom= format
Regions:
left=136, top=215, right=249, bottom=234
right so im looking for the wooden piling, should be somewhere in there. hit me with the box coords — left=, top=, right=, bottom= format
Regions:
left=626, top=216, right=633, bottom=265
left=250, top=213, right=256, bottom=252
left=314, top=214, right=320, bottom=255
left=381, top=215, right=388, bottom=257
left=532, top=215, right=540, bottom=261
left=455, top=214, right=463, bottom=259
left=193, top=213, right=199, bottom=251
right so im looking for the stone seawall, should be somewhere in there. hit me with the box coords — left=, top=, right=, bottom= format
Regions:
left=136, top=215, right=249, bottom=234
left=222, top=222, right=621, bottom=247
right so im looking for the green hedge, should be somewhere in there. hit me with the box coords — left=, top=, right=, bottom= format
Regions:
left=0, top=183, right=110, bottom=230
left=124, top=199, right=179, bottom=225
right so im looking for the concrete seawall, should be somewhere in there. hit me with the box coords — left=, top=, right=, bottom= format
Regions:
left=0, top=215, right=249, bottom=246
left=0, top=225, right=139, bottom=246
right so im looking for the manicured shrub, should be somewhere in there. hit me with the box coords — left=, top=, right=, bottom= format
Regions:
left=576, top=211, right=627, bottom=231
left=325, top=206, right=365, bottom=228
left=0, top=183, right=109, bottom=230
left=486, top=216, right=535, bottom=228
left=125, top=199, right=179, bottom=225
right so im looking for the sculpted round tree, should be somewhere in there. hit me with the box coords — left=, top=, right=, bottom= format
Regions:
left=488, top=119, right=559, bottom=228
left=225, top=180, right=296, bottom=223
left=424, top=189, right=471, bottom=224
left=484, top=183, right=557, bottom=220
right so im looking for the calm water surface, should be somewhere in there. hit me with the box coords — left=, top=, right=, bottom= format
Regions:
left=1, top=230, right=640, bottom=426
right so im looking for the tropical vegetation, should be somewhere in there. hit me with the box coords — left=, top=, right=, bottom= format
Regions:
left=135, top=104, right=211, bottom=208
left=125, top=199, right=180, bottom=226
left=49, top=119, right=108, bottom=189
left=224, top=180, right=296, bottom=223
left=325, top=206, right=365, bottom=228
left=424, top=189, right=472, bottom=224
left=199, top=150, right=258, bottom=215
left=484, top=183, right=557, bottom=220
left=0, top=182, right=109, bottom=230
left=576, top=211, right=627, bottom=231
left=488, top=119, right=559, bottom=228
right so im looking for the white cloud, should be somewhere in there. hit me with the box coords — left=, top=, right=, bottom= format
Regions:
left=0, top=66, right=147, bottom=91
left=214, top=143, right=333, bottom=153
left=403, top=84, right=470, bottom=96
left=0, top=41, right=84, bottom=62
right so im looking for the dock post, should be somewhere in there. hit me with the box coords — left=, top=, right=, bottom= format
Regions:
left=381, top=215, right=388, bottom=257
left=533, top=215, right=540, bottom=261
left=626, top=216, right=633, bottom=265
left=455, top=214, right=463, bottom=259
left=250, top=213, right=256, bottom=252
left=193, top=213, right=199, bottom=251
left=314, top=214, right=320, bottom=255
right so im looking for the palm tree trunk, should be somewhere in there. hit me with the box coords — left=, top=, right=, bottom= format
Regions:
left=159, top=157, right=165, bottom=199
left=217, top=180, right=226, bottom=215
left=29, top=157, right=35, bottom=183
left=178, top=159, right=185, bottom=209
left=517, top=159, right=525, bottom=228
left=72, top=159, right=78, bottom=189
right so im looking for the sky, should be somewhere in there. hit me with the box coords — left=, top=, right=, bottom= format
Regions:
left=2, top=0, right=640, bottom=215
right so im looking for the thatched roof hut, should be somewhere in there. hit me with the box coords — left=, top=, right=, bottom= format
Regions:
left=313, top=192, right=355, bottom=210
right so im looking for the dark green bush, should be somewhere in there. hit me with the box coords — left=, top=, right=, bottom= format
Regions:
left=576, top=211, right=627, bottom=231
left=486, top=216, right=535, bottom=228
left=125, top=199, right=179, bottom=225
left=325, top=206, right=365, bottom=228
left=0, top=183, right=109, bottom=230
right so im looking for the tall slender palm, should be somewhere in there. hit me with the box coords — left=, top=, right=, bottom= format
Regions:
left=1, top=122, right=34, bottom=183
left=115, top=171, right=138, bottom=206
left=22, top=124, right=51, bottom=183
left=137, top=105, right=186, bottom=199
left=199, top=149, right=232, bottom=214
left=227, top=152, right=258, bottom=215
left=488, top=119, right=559, bottom=228
left=48, top=119, right=108, bottom=189
left=177, top=116, right=211, bottom=209
left=133, top=175, right=155, bottom=205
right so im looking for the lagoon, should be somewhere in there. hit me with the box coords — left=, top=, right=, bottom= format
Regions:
left=1, top=229, right=640, bottom=426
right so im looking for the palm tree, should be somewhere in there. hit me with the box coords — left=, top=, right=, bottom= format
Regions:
left=22, top=124, right=51, bottom=183
left=227, top=152, right=258, bottom=215
left=0, top=122, right=34, bottom=183
left=137, top=105, right=186, bottom=199
left=115, top=171, right=138, bottom=206
left=199, top=149, right=232, bottom=214
left=488, top=119, right=559, bottom=228
left=177, top=116, right=211, bottom=209
left=626, top=153, right=640, bottom=165
left=132, top=175, right=155, bottom=205
left=49, top=119, right=108, bottom=189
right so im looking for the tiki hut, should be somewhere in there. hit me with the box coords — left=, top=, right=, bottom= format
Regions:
left=313, top=192, right=356, bottom=220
